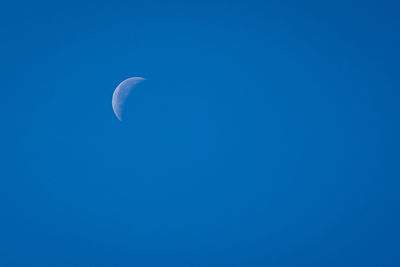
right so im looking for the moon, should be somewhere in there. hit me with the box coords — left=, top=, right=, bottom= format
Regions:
left=112, top=77, right=145, bottom=121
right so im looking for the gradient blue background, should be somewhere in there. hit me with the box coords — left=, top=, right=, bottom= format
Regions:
left=1, top=0, right=400, bottom=266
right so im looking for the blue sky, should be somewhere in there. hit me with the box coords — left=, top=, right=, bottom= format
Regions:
left=1, top=0, right=400, bottom=266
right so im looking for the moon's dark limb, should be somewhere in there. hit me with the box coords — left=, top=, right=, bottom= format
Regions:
left=112, top=77, right=145, bottom=121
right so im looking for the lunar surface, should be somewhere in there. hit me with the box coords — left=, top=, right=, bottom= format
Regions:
left=112, top=77, right=145, bottom=121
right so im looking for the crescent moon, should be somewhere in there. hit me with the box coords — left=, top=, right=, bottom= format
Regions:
left=112, top=77, right=145, bottom=121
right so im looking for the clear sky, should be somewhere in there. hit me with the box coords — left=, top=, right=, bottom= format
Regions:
left=1, top=0, right=400, bottom=266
